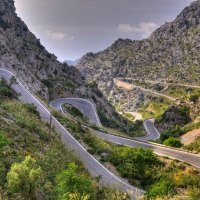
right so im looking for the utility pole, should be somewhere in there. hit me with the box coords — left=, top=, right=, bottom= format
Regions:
left=49, top=113, right=52, bottom=141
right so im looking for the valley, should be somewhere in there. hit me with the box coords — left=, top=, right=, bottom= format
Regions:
left=0, top=0, right=200, bottom=199
left=1, top=68, right=200, bottom=200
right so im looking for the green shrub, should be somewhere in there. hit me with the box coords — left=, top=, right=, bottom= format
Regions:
left=63, top=104, right=84, bottom=120
left=7, top=156, right=42, bottom=199
left=147, top=179, right=175, bottom=197
left=163, top=137, right=182, bottom=148
left=160, top=125, right=183, bottom=142
left=110, top=147, right=161, bottom=185
left=41, top=79, right=54, bottom=88
left=55, top=163, right=95, bottom=200
left=0, top=78, right=16, bottom=99
left=0, top=132, right=9, bottom=149
left=24, top=103, right=40, bottom=117
left=189, top=94, right=199, bottom=103
left=177, top=106, right=190, bottom=117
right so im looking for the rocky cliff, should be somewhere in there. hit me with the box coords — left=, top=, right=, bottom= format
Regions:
left=0, top=0, right=84, bottom=100
left=0, top=0, right=136, bottom=133
left=77, top=0, right=200, bottom=111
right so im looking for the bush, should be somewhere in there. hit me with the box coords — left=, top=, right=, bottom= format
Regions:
left=0, top=78, right=16, bottom=99
left=7, top=156, right=42, bottom=199
left=0, top=132, right=9, bottom=149
left=160, top=125, right=183, bottom=142
left=147, top=179, right=175, bottom=197
left=189, top=94, right=199, bottom=103
left=177, top=106, right=190, bottom=117
left=63, top=104, right=84, bottom=119
left=163, top=137, right=182, bottom=148
left=24, top=103, right=40, bottom=117
left=41, top=79, right=54, bottom=88
left=110, top=147, right=161, bottom=185
left=56, top=163, right=95, bottom=200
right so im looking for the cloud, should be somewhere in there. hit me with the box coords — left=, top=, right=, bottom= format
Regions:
left=117, top=22, right=159, bottom=37
left=45, top=31, right=75, bottom=41
left=68, top=35, right=75, bottom=41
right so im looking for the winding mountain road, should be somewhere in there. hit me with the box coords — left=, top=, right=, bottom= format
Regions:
left=51, top=98, right=159, bottom=141
left=138, top=119, right=160, bottom=141
left=1, top=68, right=200, bottom=199
left=50, top=98, right=101, bottom=126
left=0, top=68, right=144, bottom=199
left=50, top=98, right=200, bottom=170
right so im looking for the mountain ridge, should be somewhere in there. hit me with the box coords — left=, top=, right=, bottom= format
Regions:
left=77, top=0, right=200, bottom=91
left=0, top=0, right=139, bottom=133
left=77, top=0, right=200, bottom=112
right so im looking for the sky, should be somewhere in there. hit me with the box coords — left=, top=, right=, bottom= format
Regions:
left=15, top=0, right=194, bottom=62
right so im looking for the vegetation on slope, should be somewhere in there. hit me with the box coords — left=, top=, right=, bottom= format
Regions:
left=62, top=104, right=86, bottom=121
left=164, top=85, right=200, bottom=102
left=139, top=96, right=172, bottom=119
left=0, top=79, right=129, bottom=200
left=53, top=109, right=200, bottom=200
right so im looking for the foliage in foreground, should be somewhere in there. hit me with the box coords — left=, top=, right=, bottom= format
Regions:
left=53, top=109, right=200, bottom=199
left=0, top=84, right=129, bottom=200
left=7, top=156, right=42, bottom=199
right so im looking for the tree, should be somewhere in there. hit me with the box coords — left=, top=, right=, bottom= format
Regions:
left=7, top=156, right=42, bottom=200
left=163, top=137, right=182, bottom=148
left=56, top=163, right=95, bottom=200
left=9, top=76, right=17, bottom=86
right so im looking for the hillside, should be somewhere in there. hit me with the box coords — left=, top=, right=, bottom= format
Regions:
left=0, top=0, right=139, bottom=134
left=77, top=0, right=200, bottom=112
left=0, top=77, right=133, bottom=199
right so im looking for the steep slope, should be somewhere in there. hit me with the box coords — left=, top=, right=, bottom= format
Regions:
left=77, top=0, right=200, bottom=111
left=0, top=0, right=83, bottom=100
left=0, top=77, right=131, bottom=200
left=0, top=0, right=139, bottom=133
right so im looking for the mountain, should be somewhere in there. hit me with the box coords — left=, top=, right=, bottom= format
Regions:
left=0, top=0, right=83, bottom=100
left=0, top=0, right=139, bottom=133
left=77, top=0, right=200, bottom=111
left=64, top=59, right=80, bottom=66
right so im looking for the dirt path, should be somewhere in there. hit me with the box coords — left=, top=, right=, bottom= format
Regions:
left=117, top=78, right=200, bottom=89
left=114, top=78, right=176, bottom=101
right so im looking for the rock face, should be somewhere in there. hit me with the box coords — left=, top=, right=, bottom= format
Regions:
left=161, top=105, right=191, bottom=127
left=77, top=0, right=200, bottom=110
left=0, top=0, right=135, bottom=131
left=0, top=0, right=83, bottom=100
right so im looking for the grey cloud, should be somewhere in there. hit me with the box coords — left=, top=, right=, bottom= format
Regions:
left=15, top=0, right=194, bottom=61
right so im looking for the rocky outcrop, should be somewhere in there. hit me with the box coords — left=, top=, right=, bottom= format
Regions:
left=0, top=0, right=84, bottom=100
left=0, top=0, right=136, bottom=132
left=77, top=0, right=200, bottom=111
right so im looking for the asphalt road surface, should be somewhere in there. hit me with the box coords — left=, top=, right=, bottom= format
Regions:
left=50, top=96, right=200, bottom=169
left=50, top=98, right=101, bottom=127
left=51, top=98, right=159, bottom=141
left=137, top=119, right=160, bottom=141
left=0, top=68, right=143, bottom=199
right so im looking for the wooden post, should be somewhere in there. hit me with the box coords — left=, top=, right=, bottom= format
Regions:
left=49, top=113, right=52, bottom=141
